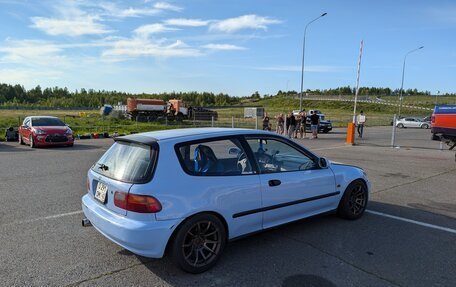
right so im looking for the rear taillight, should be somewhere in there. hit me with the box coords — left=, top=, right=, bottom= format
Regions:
left=114, top=191, right=162, bottom=213
left=431, top=116, right=435, bottom=123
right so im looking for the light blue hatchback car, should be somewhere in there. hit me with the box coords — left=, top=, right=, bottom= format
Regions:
left=82, top=128, right=370, bottom=273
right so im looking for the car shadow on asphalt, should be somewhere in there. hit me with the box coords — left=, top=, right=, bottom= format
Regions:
left=116, top=200, right=456, bottom=287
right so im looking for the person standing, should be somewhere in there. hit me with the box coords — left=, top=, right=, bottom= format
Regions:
left=276, top=113, right=284, bottom=134
left=295, top=114, right=301, bottom=138
left=310, top=110, right=320, bottom=139
left=262, top=112, right=270, bottom=131
left=357, top=111, right=366, bottom=138
left=287, top=112, right=296, bottom=138
left=299, top=110, right=307, bottom=138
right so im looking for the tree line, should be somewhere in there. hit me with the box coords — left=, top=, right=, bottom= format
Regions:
left=0, top=83, right=452, bottom=109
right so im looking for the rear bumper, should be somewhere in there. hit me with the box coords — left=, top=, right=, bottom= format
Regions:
left=82, top=194, right=179, bottom=258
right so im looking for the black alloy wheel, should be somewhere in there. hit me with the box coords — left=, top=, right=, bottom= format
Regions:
left=338, top=180, right=368, bottom=220
left=170, top=214, right=226, bottom=273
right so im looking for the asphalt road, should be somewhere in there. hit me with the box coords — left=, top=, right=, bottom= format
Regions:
left=0, top=126, right=455, bottom=287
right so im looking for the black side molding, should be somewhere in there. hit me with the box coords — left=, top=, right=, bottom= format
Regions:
left=233, top=191, right=340, bottom=218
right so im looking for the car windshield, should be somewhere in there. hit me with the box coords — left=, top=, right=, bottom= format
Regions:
left=92, top=141, right=157, bottom=183
left=32, top=118, right=65, bottom=126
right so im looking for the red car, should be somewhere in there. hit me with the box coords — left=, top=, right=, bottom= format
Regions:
left=18, top=116, right=74, bottom=148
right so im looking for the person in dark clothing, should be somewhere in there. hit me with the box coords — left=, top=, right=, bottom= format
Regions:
left=310, top=111, right=320, bottom=139
left=287, top=112, right=296, bottom=138
left=262, top=112, right=270, bottom=130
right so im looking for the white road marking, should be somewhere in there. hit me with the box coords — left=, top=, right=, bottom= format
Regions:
left=367, top=210, right=456, bottom=235
left=4, top=210, right=83, bottom=226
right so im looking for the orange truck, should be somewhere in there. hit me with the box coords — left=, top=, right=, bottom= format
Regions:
left=431, top=105, right=456, bottom=152
left=126, top=98, right=188, bottom=122
left=123, top=98, right=218, bottom=122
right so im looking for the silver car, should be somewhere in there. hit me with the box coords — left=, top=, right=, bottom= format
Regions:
left=396, top=117, right=430, bottom=129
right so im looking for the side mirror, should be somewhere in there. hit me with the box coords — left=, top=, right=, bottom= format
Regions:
left=318, top=157, right=328, bottom=169
left=228, top=147, right=242, bottom=156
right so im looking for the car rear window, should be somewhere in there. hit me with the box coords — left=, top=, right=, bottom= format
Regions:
left=32, top=118, right=65, bottom=126
left=92, top=141, right=157, bottom=183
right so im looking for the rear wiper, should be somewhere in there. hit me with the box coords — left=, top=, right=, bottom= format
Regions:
left=97, top=163, right=109, bottom=171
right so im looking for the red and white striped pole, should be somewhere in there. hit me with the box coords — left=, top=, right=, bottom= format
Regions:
left=346, top=40, right=364, bottom=145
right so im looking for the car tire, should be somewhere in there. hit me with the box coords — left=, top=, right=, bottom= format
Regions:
left=19, top=134, right=24, bottom=145
left=421, top=124, right=429, bottom=129
left=29, top=135, right=35, bottom=148
left=170, top=213, right=226, bottom=274
left=397, top=123, right=404, bottom=128
left=337, top=180, right=368, bottom=220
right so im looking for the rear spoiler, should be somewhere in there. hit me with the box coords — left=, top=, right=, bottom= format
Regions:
left=114, top=134, right=158, bottom=147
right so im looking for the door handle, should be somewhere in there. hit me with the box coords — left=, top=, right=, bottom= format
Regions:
left=268, top=179, right=281, bottom=187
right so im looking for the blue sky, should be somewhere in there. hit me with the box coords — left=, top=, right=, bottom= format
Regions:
left=0, top=0, right=455, bottom=96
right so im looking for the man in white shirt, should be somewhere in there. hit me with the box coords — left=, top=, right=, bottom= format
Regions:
left=357, top=111, right=366, bottom=138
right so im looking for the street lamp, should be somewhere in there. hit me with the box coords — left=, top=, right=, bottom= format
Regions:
left=299, top=12, right=327, bottom=112
left=398, top=46, right=424, bottom=117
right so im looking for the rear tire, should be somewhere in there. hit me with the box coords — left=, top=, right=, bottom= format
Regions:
left=337, top=180, right=368, bottom=220
left=170, top=213, right=226, bottom=274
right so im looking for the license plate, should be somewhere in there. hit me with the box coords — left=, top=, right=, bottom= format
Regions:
left=95, top=181, right=108, bottom=203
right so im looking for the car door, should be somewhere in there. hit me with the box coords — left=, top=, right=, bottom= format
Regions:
left=244, top=137, right=337, bottom=229
left=169, top=137, right=263, bottom=239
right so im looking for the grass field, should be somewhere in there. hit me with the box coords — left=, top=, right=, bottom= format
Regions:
left=0, top=95, right=450, bottom=141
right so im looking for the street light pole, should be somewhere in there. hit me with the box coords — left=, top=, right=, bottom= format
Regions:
left=398, top=46, right=423, bottom=118
left=300, top=12, right=327, bottom=112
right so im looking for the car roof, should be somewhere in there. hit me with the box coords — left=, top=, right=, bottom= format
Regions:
left=27, top=116, right=60, bottom=119
left=119, top=128, right=274, bottom=142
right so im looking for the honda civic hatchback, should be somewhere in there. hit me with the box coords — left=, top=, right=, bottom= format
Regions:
left=82, top=128, right=370, bottom=273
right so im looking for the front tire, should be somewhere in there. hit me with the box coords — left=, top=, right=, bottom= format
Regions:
left=397, top=123, right=404, bottom=128
left=19, top=134, right=24, bottom=145
left=421, top=124, right=429, bottom=129
left=337, top=180, right=368, bottom=220
left=170, top=214, right=226, bottom=273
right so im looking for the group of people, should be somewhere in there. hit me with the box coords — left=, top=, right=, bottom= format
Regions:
left=262, top=110, right=321, bottom=139
left=262, top=110, right=367, bottom=139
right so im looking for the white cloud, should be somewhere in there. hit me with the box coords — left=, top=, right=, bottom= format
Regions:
left=0, top=68, right=63, bottom=87
left=98, top=2, right=162, bottom=18
left=209, top=14, right=281, bottom=33
left=134, top=23, right=180, bottom=38
left=0, top=40, right=67, bottom=66
left=153, top=2, right=183, bottom=12
left=31, top=15, right=111, bottom=36
left=202, top=44, right=246, bottom=51
left=164, top=18, right=209, bottom=27
left=102, top=38, right=201, bottom=60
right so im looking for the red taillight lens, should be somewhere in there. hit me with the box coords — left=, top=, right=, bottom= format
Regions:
left=431, top=116, right=435, bottom=123
left=114, top=191, right=162, bottom=213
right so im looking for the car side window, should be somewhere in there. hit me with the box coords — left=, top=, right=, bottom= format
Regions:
left=177, top=138, right=253, bottom=176
left=245, top=138, right=316, bottom=173
left=23, top=119, right=30, bottom=127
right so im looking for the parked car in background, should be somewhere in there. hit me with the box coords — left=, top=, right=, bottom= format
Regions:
left=395, top=117, right=430, bottom=129
left=82, top=128, right=370, bottom=273
left=18, top=116, right=74, bottom=148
